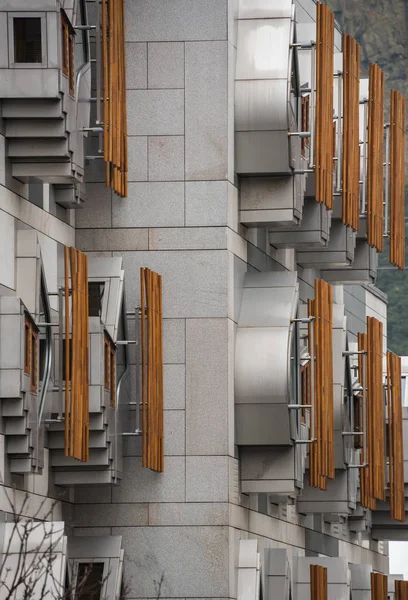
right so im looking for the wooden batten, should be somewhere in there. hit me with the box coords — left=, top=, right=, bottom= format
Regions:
left=358, top=317, right=386, bottom=509
left=315, top=3, right=335, bottom=210
left=101, top=0, right=128, bottom=197
left=64, top=247, right=90, bottom=462
left=308, top=279, right=334, bottom=490
left=366, top=63, right=385, bottom=252
left=395, top=580, right=408, bottom=600
left=389, top=90, right=406, bottom=270
left=140, top=267, right=164, bottom=472
left=310, top=565, right=328, bottom=600
left=342, top=34, right=361, bottom=230
left=371, top=573, right=388, bottom=600
left=387, top=351, right=405, bottom=521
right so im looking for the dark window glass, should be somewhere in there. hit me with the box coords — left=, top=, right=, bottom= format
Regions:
left=76, top=563, right=104, bottom=600
left=88, top=282, right=105, bottom=317
left=39, top=338, right=46, bottom=382
left=14, top=18, right=42, bottom=63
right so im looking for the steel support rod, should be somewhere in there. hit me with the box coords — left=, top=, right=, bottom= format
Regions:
left=384, top=123, right=390, bottom=236
left=309, top=43, right=316, bottom=169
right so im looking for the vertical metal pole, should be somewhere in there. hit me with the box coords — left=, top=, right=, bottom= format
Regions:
left=310, top=318, right=315, bottom=442
left=296, top=321, right=301, bottom=433
left=384, top=124, right=390, bottom=236
left=135, top=307, right=141, bottom=433
left=309, top=43, right=316, bottom=169
left=361, top=100, right=368, bottom=215
left=337, top=72, right=343, bottom=192
left=58, top=286, right=64, bottom=418
left=95, top=0, right=101, bottom=125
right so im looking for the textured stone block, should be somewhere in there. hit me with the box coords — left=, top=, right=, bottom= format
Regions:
left=186, top=318, right=229, bottom=454
left=76, top=228, right=149, bottom=252
left=148, top=502, right=228, bottom=526
left=76, top=184, right=112, bottom=228
left=74, top=485, right=112, bottom=504
left=149, top=227, right=227, bottom=251
left=186, top=456, right=229, bottom=501
left=116, top=251, right=229, bottom=318
left=126, top=42, right=147, bottom=89
left=185, top=42, right=228, bottom=180
left=127, top=90, right=184, bottom=136
left=74, top=503, right=148, bottom=528
left=164, top=410, right=185, bottom=455
left=127, top=136, right=148, bottom=181
left=148, top=136, right=184, bottom=181
left=112, top=182, right=184, bottom=228
left=112, top=457, right=185, bottom=503
left=125, top=0, right=227, bottom=42
left=112, top=526, right=229, bottom=598
left=163, top=319, right=186, bottom=364
left=148, top=42, right=185, bottom=89
left=163, top=364, right=185, bottom=410
left=185, top=181, right=229, bottom=226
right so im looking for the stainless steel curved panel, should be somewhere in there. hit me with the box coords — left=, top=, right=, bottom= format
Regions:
left=235, top=271, right=299, bottom=446
left=238, top=0, right=294, bottom=20
left=235, top=80, right=288, bottom=132
left=235, top=327, right=292, bottom=405
left=236, top=19, right=292, bottom=81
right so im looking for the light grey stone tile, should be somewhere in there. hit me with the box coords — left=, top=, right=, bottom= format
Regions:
left=76, top=228, right=149, bottom=252
left=112, top=182, right=184, bottom=228
left=163, top=364, right=185, bottom=410
left=164, top=409, right=185, bottom=456
left=112, top=526, right=229, bottom=598
left=76, top=184, right=112, bottom=229
left=127, top=90, right=184, bottom=136
left=148, top=42, right=185, bottom=89
left=112, top=457, right=185, bottom=503
left=185, top=181, right=228, bottom=226
left=148, top=502, right=228, bottom=526
left=73, top=527, right=111, bottom=537
left=116, top=250, right=229, bottom=318
left=74, top=503, right=148, bottom=528
left=148, top=136, right=184, bottom=181
left=186, top=456, right=229, bottom=502
left=127, top=136, right=148, bottom=181
left=125, top=0, right=227, bottom=42
left=186, top=318, right=229, bottom=454
left=74, top=485, right=112, bottom=504
left=163, top=319, right=185, bottom=364
left=149, top=227, right=227, bottom=251
left=126, top=42, right=147, bottom=89
left=185, top=42, right=228, bottom=180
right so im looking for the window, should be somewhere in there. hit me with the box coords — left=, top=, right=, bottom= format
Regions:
left=301, top=95, right=310, bottom=157
left=88, top=282, right=105, bottom=317
left=110, top=345, right=116, bottom=408
left=61, top=10, right=76, bottom=96
left=104, top=338, right=110, bottom=391
left=76, top=563, right=104, bottom=600
left=24, top=314, right=39, bottom=393
left=13, top=17, right=42, bottom=63
left=30, top=329, right=38, bottom=393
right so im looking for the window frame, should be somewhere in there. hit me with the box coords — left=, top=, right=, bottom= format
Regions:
left=8, top=12, right=47, bottom=68
left=24, top=312, right=39, bottom=394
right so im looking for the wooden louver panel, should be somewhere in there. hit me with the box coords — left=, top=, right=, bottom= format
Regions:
left=358, top=317, right=385, bottom=509
left=387, top=351, right=405, bottom=521
left=371, top=573, right=388, bottom=600
left=101, top=0, right=128, bottom=197
left=64, top=247, right=89, bottom=462
left=315, top=2, right=335, bottom=209
left=308, top=279, right=335, bottom=490
left=342, top=34, right=361, bottom=230
left=389, top=90, right=406, bottom=270
left=395, top=580, right=408, bottom=600
left=140, top=267, right=164, bottom=473
left=310, top=565, right=328, bottom=600
left=366, top=63, right=385, bottom=252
